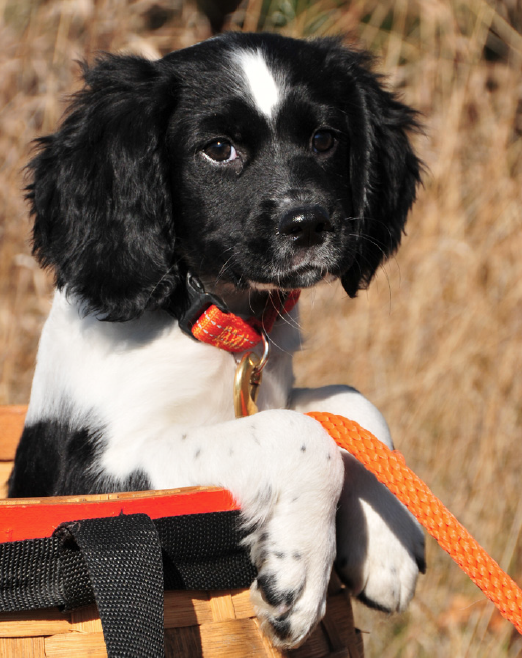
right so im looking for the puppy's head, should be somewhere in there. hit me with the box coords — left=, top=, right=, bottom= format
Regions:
left=28, top=33, right=421, bottom=321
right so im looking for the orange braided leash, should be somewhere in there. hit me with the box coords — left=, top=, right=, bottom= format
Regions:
left=307, top=411, right=522, bottom=634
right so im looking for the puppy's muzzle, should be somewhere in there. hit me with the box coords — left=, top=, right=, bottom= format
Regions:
left=278, top=205, right=333, bottom=248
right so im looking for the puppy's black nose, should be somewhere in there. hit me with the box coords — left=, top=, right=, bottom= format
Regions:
left=278, top=206, right=333, bottom=247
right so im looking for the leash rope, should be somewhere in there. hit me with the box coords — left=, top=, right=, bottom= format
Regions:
left=306, top=411, right=522, bottom=634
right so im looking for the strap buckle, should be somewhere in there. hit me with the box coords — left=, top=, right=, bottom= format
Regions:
left=178, top=273, right=229, bottom=340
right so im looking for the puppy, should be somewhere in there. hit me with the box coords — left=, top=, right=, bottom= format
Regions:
left=9, top=33, right=425, bottom=647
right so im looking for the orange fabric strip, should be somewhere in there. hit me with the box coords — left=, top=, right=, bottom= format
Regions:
left=192, top=307, right=262, bottom=352
left=191, top=290, right=301, bottom=353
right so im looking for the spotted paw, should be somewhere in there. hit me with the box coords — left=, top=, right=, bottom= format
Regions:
left=229, top=410, right=345, bottom=647
left=245, top=469, right=343, bottom=648
left=249, top=529, right=331, bottom=647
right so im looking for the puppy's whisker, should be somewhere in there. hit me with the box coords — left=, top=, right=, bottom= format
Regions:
left=269, top=280, right=304, bottom=332
left=270, top=296, right=302, bottom=333
left=279, top=311, right=302, bottom=333
left=215, top=252, right=236, bottom=284
left=347, top=233, right=388, bottom=260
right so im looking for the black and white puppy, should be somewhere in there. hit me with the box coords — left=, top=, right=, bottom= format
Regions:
left=10, top=33, right=425, bottom=647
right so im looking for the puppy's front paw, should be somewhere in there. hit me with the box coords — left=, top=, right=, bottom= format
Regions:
left=336, top=452, right=425, bottom=613
left=247, top=504, right=335, bottom=648
left=238, top=412, right=345, bottom=648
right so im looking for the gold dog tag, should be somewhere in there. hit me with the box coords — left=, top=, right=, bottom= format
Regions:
left=234, top=352, right=262, bottom=418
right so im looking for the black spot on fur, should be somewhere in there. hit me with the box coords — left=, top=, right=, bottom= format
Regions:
left=300, top=444, right=306, bottom=452
left=257, top=574, right=282, bottom=607
left=357, top=589, right=394, bottom=613
left=8, top=415, right=152, bottom=497
left=123, top=469, right=152, bottom=491
left=416, top=554, right=427, bottom=574
left=8, top=420, right=63, bottom=497
left=257, top=574, right=299, bottom=610
left=269, top=616, right=292, bottom=641
left=194, top=448, right=201, bottom=459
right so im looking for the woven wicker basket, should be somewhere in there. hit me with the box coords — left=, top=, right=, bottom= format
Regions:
left=0, top=406, right=364, bottom=658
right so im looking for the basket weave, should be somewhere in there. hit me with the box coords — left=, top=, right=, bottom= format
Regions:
left=0, top=406, right=364, bottom=658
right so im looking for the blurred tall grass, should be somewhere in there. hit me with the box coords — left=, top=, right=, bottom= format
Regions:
left=1, top=0, right=522, bottom=655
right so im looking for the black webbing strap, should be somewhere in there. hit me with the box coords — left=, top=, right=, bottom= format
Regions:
left=0, top=536, right=65, bottom=611
left=0, top=510, right=257, bottom=658
left=55, top=514, right=164, bottom=658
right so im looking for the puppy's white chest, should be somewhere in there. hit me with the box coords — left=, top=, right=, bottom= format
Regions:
left=29, top=290, right=294, bottom=433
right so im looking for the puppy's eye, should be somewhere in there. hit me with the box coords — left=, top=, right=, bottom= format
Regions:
left=312, top=130, right=335, bottom=153
left=203, top=140, right=238, bottom=163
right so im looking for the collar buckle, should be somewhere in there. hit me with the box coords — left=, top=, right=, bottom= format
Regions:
left=178, top=273, right=229, bottom=340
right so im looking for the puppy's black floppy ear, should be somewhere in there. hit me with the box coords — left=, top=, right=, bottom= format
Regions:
left=329, top=46, right=422, bottom=298
left=27, top=54, right=178, bottom=321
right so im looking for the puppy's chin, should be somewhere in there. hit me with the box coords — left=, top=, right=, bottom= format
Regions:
left=248, top=270, right=337, bottom=292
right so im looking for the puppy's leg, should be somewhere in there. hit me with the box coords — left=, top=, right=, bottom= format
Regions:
left=290, top=385, right=425, bottom=612
left=137, top=410, right=344, bottom=648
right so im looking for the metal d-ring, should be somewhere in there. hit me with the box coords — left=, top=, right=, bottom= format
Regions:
left=253, top=328, right=270, bottom=376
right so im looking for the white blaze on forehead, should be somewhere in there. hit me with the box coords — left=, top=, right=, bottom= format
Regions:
left=235, top=49, right=282, bottom=119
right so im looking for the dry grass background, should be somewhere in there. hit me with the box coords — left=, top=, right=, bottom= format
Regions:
left=1, top=0, right=522, bottom=655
